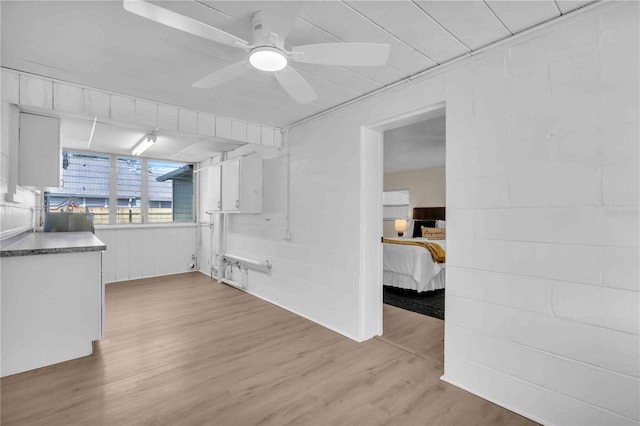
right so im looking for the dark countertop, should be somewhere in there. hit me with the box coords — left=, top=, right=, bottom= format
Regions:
left=0, top=231, right=106, bottom=257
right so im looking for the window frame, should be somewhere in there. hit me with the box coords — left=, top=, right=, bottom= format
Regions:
left=48, top=149, right=195, bottom=226
left=382, top=189, right=410, bottom=220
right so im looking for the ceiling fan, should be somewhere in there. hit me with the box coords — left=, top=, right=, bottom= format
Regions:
left=123, top=0, right=390, bottom=104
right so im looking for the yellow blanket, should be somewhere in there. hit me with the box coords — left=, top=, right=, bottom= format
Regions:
left=383, top=238, right=446, bottom=264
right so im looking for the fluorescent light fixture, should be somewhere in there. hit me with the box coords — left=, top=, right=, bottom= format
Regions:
left=131, top=134, right=156, bottom=156
left=87, top=117, right=97, bottom=149
left=249, top=46, right=287, bottom=72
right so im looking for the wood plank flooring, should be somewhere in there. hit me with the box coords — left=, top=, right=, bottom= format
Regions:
left=1, top=273, right=537, bottom=425
left=378, top=304, right=445, bottom=366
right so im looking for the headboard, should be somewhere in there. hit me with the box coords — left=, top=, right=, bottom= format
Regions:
left=411, top=207, right=446, bottom=237
left=413, top=207, right=446, bottom=221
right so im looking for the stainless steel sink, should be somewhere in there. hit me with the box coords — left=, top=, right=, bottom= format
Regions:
left=43, top=212, right=95, bottom=233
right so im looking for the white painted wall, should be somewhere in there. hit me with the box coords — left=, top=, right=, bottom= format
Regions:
left=206, top=3, right=639, bottom=424
left=383, top=165, right=446, bottom=237
left=385, top=166, right=446, bottom=208
left=96, top=225, right=197, bottom=283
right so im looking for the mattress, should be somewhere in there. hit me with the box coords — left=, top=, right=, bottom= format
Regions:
left=383, top=237, right=446, bottom=293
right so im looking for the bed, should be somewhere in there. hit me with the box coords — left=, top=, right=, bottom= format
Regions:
left=383, top=207, right=446, bottom=293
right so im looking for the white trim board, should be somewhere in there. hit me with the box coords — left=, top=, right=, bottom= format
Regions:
left=1, top=68, right=282, bottom=148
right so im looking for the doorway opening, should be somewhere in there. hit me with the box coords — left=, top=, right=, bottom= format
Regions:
left=359, top=103, right=445, bottom=365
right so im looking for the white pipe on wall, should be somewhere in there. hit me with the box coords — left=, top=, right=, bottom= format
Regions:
left=222, top=253, right=271, bottom=274
left=218, top=276, right=244, bottom=290
left=215, top=213, right=224, bottom=278
left=282, top=129, right=291, bottom=241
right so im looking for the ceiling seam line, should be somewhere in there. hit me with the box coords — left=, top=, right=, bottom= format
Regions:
left=552, top=0, right=564, bottom=15
left=481, top=0, right=514, bottom=35
left=296, top=16, right=350, bottom=42
left=295, top=68, right=364, bottom=98
left=338, top=1, right=440, bottom=66
left=335, top=67, right=385, bottom=90
left=284, top=0, right=607, bottom=131
left=192, top=1, right=247, bottom=24
left=410, top=1, right=473, bottom=53
left=296, top=16, right=402, bottom=85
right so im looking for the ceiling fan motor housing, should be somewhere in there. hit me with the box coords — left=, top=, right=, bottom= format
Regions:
left=251, top=10, right=269, bottom=46
left=249, top=10, right=288, bottom=72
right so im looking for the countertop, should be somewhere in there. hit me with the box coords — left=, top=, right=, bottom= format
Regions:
left=0, top=231, right=106, bottom=257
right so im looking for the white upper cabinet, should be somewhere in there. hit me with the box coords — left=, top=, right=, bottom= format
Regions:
left=18, top=112, right=62, bottom=189
left=220, top=157, right=262, bottom=214
left=209, top=164, right=222, bottom=212
left=221, top=159, right=240, bottom=212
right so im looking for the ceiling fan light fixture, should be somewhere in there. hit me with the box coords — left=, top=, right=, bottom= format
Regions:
left=249, top=46, right=287, bottom=72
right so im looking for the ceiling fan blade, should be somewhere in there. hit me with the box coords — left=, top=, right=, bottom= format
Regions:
left=123, top=0, right=249, bottom=49
left=273, top=67, right=317, bottom=104
left=292, top=43, right=390, bottom=66
left=192, top=60, right=251, bottom=89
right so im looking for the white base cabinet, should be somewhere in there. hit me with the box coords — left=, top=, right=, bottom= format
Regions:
left=1, top=251, right=103, bottom=377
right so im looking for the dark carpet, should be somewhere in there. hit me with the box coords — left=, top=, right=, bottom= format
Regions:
left=383, top=286, right=445, bottom=320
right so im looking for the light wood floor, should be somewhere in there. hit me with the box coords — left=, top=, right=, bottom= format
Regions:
left=1, top=273, right=537, bottom=426
left=378, top=304, right=445, bottom=366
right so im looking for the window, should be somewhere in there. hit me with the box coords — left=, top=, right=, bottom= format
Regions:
left=47, top=152, right=111, bottom=224
left=116, top=157, right=142, bottom=223
left=383, top=189, right=410, bottom=220
left=46, top=151, right=193, bottom=225
left=148, top=160, right=193, bottom=223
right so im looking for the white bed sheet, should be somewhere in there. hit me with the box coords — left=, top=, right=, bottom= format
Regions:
left=383, top=237, right=446, bottom=293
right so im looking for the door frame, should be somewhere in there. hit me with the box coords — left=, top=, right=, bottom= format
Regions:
left=358, top=102, right=446, bottom=340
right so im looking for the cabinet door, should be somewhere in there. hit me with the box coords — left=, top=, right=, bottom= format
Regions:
left=18, top=113, right=61, bottom=189
left=237, top=157, right=263, bottom=213
left=221, top=159, right=240, bottom=212
left=210, top=164, right=222, bottom=211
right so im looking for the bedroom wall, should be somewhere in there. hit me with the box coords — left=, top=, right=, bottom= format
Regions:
left=383, top=165, right=445, bottom=237
left=215, top=2, right=639, bottom=425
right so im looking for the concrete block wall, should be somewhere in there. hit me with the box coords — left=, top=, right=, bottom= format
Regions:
left=207, top=2, right=638, bottom=424
left=443, top=6, right=638, bottom=423
left=218, top=130, right=363, bottom=339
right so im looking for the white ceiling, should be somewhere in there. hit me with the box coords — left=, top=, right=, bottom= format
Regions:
left=1, top=0, right=597, bottom=130
left=384, top=114, right=445, bottom=173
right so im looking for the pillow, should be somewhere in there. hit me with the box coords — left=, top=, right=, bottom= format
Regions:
left=412, top=220, right=436, bottom=237
left=422, top=226, right=446, bottom=239
left=403, top=219, right=415, bottom=238
left=436, top=220, right=446, bottom=229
